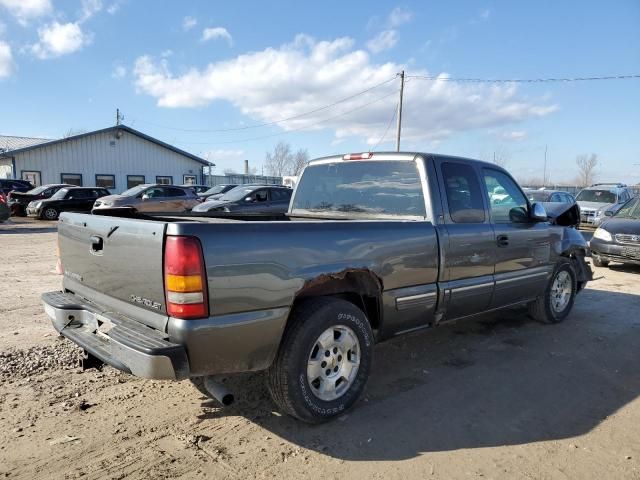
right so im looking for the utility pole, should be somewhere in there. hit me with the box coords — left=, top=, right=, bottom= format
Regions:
left=395, top=71, right=405, bottom=152
left=543, top=144, right=548, bottom=187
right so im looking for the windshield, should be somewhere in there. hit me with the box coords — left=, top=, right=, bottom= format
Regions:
left=527, top=191, right=551, bottom=202
left=220, top=186, right=260, bottom=201
left=576, top=189, right=616, bottom=203
left=291, top=160, right=426, bottom=218
left=615, top=198, right=640, bottom=219
left=26, top=185, right=48, bottom=195
left=51, top=188, right=70, bottom=200
left=120, top=185, right=148, bottom=197
left=203, top=185, right=228, bottom=195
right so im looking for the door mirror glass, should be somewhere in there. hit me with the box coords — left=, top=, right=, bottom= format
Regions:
left=604, top=210, right=614, bottom=217
left=530, top=202, right=547, bottom=221
left=244, top=197, right=253, bottom=202
left=141, top=193, right=150, bottom=200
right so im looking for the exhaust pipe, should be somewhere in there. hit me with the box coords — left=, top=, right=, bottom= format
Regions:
left=204, top=377, right=235, bottom=406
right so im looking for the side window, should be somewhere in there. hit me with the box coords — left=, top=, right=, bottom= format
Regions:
left=482, top=169, right=529, bottom=223
left=270, top=189, right=292, bottom=202
left=550, top=193, right=561, bottom=202
left=564, top=193, right=574, bottom=203
left=145, top=187, right=165, bottom=198
left=441, top=162, right=485, bottom=223
left=253, top=190, right=268, bottom=202
left=167, top=187, right=186, bottom=197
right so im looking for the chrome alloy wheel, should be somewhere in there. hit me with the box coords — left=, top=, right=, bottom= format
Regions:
left=551, top=270, right=572, bottom=313
left=307, top=325, right=360, bottom=401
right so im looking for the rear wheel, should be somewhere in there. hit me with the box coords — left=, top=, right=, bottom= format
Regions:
left=267, top=297, right=373, bottom=423
left=591, top=255, right=609, bottom=268
left=42, top=207, right=59, bottom=220
left=528, top=260, right=577, bottom=324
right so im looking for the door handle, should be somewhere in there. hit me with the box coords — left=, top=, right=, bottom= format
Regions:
left=497, top=235, right=509, bottom=247
left=90, top=235, right=104, bottom=253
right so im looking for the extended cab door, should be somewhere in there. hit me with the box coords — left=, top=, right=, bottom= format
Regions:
left=435, top=159, right=496, bottom=319
left=481, top=168, right=552, bottom=308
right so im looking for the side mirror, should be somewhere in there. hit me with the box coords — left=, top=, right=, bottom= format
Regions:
left=141, top=193, right=150, bottom=200
left=244, top=197, right=252, bottom=202
left=530, top=202, right=548, bottom=222
left=604, top=210, right=614, bottom=217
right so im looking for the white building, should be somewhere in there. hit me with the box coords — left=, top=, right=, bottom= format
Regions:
left=0, top=126, right=209, bottom=192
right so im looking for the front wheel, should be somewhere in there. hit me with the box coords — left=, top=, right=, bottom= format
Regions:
left=528, top=261, right=577, bottom=324
left=267, top=297, right=374, bottom=423
left=41, top=207, right=59, bottom=220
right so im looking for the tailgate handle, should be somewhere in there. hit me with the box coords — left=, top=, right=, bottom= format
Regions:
left=90, top=235, right=104, bottom=253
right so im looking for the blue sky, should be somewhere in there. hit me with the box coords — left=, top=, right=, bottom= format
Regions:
left=1, top=0, right=639, bottom=183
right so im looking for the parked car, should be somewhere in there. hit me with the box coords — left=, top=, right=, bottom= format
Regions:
left=575, top=183, right=634, bottom=228
left=590, top=196, right=640, bottom=267
left=26, top=187, right=111, bottom=220
left=92, top=184, right=201, bottom=214
left=181, top=184, right=210, bottom=195
left=525, top=188, right=581, bottom=228
left=0, top=179, right=34, bottom=196
left=0, top=193, right=10, bottom=222
left=43, top=152, right=592, bottom=423
left=7, top=184, right=74, bottom=216
left=197, top=184, right=238, bottom=200
left=192, top=185, right=292, bottom=215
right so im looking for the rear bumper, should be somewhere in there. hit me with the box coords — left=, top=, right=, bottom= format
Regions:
left=42, top=290, right=290, bottom=379
left=42, top=291, right=189, bottom=380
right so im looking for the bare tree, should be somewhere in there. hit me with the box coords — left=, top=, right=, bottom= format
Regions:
left=492, top=146, right=510, bottom=168
left=575, top=154, right=598, bottom=187
left=291, top=148, right=309, bottom=176
left=264, top=141, right=293, bottom=177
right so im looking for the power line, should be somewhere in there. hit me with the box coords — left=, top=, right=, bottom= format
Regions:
left=169, top=89, right=398, bottom=146
left=406, top=74, right=640, bottom=83
left=133, top=76, right=397, bottom=133
left=371, top=101, right=398, bottom=152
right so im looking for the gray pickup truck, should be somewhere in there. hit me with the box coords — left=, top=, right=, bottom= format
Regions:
left=42, top=152, right=592, bottom=423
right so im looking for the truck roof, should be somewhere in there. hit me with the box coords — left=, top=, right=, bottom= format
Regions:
left=308, top=151, right=500, bottom=169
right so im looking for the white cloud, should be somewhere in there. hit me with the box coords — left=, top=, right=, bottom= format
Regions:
left=480, top=8, right=491, bottom=20
left=367, top=30, right=397, bottom=53
left=182, top=16, right=197, bottom=31
left=0, top=41, right=14, bottom=78
left=111, top=64, right=126, bottom=79
left=204, top=149, right=245, bottom=160
left=133, top=35, right=557, bottom=145
left=201, top=27, right=232, bottom=45
left=79, top=0, right=102, bottom=22
left=106, top=0, right=125, bottom=14
left=0, top=0, right=52, bottom=25
left=388, top=7, right=412, bottom=27
left=501, top=130, right=527, bottom=141
left=0, top=22, right=6, bottom=36
left=30, top=21, right=91, bottom=59
left=161, top=49, right=173, bottom=57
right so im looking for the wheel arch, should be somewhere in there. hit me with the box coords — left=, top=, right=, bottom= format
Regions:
left=291, top=269, right=383, bottom=334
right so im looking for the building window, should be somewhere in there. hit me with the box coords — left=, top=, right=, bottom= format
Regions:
left=95, top=174, right=115, bottom=189
left=61, top=173, right=83, bottom=186
left=156, top=176, right=173, bottom=185
left=127, top=175, right=145, bottom=189
left=21, top=171, right=41, bottom=186
left=183, top=174, right=197, bottom=185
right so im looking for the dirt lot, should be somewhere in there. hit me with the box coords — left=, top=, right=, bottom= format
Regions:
left=1, top=217, right=639, bottom=479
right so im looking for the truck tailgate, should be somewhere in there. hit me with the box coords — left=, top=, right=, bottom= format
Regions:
left=58, top=213, right=169, bottom=330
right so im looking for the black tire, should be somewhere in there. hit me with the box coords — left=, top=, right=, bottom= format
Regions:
left=41, top=207, right=59, bottom=220
left=591, top=255, right=609, bottom=268
left=267, top=297, right=374, bottom=423
left=528, top=260, right=577, bottom=324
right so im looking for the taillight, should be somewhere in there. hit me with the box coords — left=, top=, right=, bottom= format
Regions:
left=164, top=236, right=209, bottom=319
left=343, top=152, right=373, bottom=160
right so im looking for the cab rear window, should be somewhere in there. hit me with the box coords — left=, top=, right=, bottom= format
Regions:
left=291, top=160, right=425, bottom=218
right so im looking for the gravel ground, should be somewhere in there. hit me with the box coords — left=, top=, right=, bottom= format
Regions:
left=0, top=217, right=639, bottom=480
